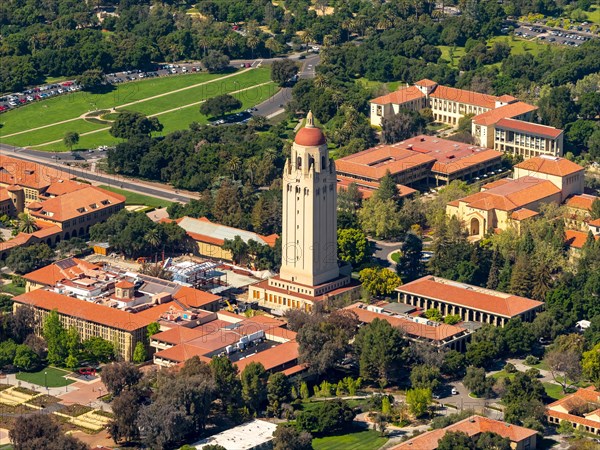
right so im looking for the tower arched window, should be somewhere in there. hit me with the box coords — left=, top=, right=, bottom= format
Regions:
left=321, top=156, right=326, bottom=170
left=297, top=156, right=302, bottom=169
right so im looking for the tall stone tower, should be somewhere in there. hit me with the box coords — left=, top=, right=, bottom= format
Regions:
left=280, top=112, right=339, bottom=286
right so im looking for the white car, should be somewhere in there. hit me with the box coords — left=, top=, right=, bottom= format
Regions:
left=451, top=388, right=458, bottom=395
left=57, top=88, right=64, bottom=94
left=170, top=68, right=177, bottom=74
left=182, top=67, right=188, bottom=73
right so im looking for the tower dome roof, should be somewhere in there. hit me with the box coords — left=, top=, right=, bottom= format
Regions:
left=295, top=111, right=326, bottom=146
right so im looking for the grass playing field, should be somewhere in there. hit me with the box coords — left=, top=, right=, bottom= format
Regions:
left=16, top=366, right=74, bottom=388
left=98, top=185, right=173, bottom=208
left=312, top=429, right=388, bottom=450
left=0, top=68, right=277, bottom=151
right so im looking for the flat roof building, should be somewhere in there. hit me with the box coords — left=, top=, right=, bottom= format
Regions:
left=396, top=276, right=544, bottom=327
left=191, top=419, right=278, bottom=450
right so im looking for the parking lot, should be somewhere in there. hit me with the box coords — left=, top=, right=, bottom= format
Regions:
left=514, top=24, right=594, bottom=47
left=0, top=81, right=82, bottom=112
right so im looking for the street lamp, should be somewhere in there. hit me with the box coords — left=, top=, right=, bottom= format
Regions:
left=44, top=371, right=48, bottom=391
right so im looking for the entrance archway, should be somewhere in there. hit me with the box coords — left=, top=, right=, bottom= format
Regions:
left=470, top=218, right=480, bottom=236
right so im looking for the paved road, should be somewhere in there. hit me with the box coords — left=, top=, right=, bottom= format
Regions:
left=435, top=382, right=503, bottom=420
left=0, top=143, right=194, bottom=203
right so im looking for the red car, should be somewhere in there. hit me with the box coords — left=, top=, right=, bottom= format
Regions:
left=19, top=98, right=26, bottom=104
left=78, top=367, right=96, bottom=376
left=61, top=81, right=74, bottom=87
left=0, top=106, right=6, bottom=112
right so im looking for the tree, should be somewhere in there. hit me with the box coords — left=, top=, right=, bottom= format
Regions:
left=437, top=431, right=474, bottom=450
left=76, top=69, right=106, bottom=92
left=546, top=347, right=582, bottom=393
left=582, top=343, right=600, bottom=387
left=296, top=399, right=355, bottom=434
left=354, top=318, right=404, bottom=386
left=397, top=233, right=424, bottom=282
left=43, top=310, right=67, bottom=366
left=410, top=364, right=441, bottom=391
left=267, top=372, right=290, bottom=417
left=337, top=228, right=369, bottom=267
left=359, top=267, right=402, bottom=297
left=424, top=308, right=443, bottom=322
left=463, top=366, right=494, bottom=398
left=406, top=388, right=432, bottom=417
left=273, top=424, right=312, bottom=450
left=109, top=388, right=143, bottom=444
left=17, top=213, right=37, bottom=234
left=202, top=50, right=230, bottom=72
left=100, top=362, right=142, bottom=396
left=147, top=322, right=160, bottom=339
left=474, top=432, right=511, bottom=450
left=241, top=362, right=268, bottom=414
left=132, top=342, right=146, bottom=364
left=210, top=356, right=242, bottom=412
left=381, top=109, right=426, bottom=144
left=537, top=86, right=578, bottom=128
left=0, top=340, right=18, bottom=367
left=271, top=60, right=298, bottom=86
left=200, top=94, right=242, bottom=118
left=6, top=244, right=53, bottom=274
left=374, top=171, right=399, bottom=202
left=63, top=131, right=79, bottom=151
left=10, top=414, right=87, bottom=450
left=81, top=337, right=114, bottom=363
left=442, top=350, right=467, bottom=378
left=358, top=197, right=402, bottom=239
left=591, top=198, right=600, bottom=220
left=110, top=111, right=163, bottom=139
left=502, top=372, right=546, bottom=425
left=466, top=340, right=498, bottom=368
left=13, top=344, right=39, bottom=371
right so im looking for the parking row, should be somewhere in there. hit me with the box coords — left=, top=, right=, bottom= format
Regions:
left=0, top=82, right=81, bottom=112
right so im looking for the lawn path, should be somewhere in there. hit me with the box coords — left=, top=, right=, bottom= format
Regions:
left=2, top=69, right=251, bottom=139
left=33, top=81, right=273, bottom=148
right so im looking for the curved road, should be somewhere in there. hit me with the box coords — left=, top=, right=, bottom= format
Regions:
left=0, top=54, right=321, bottom=203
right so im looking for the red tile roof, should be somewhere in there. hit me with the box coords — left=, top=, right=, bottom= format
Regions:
left=173, top=286, right=221, bottom=308
left=515, top=156, right=584, bottom=177
left=13, top=290, right=154, bottom=331
left=496, top=118, right=563, bottom=139
left=547, top=387, right=600, bottom=428
left=482, top=178, right=512, bottom=190
left=30, top=186, right=125, bottom=222
left=415, top=79, right=438, bottom=87
left=430, top=85, right=498, bottom=109
left=234, top=340, right=299, bottom=372
left=336, top=144, right=436, bottom=181
left=0, top=155, right=74, bottom=190
left=295, top=126, right=326, bottom=146
left=371, top=86, right=425, bottom=105
left=590, top=218, right=600, bottom=227
left=510, top=208, right=539, bottom=221
left=565, top=194, right=599, bottom=211
left=391, top=416, right=537, bottom=450
left=23, top=258, right=102, bottom=286
left=456, top=176, right=560, bottom=212
left=115, top=280, right=134, bottom=289
left=565, top=229, right=598, bottom=250
left=397, top=276, right=543, bottom=318
left=472, top=102, right=538, bottom=126
left=44, top=180, right=87, bottom=197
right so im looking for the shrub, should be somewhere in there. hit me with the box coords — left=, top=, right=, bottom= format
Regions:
left=504, top=362, right=516, bottom=373
left=524, top=355, right=539, bottom=365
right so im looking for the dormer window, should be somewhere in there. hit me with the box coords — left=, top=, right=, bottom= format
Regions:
left=89, top=203, right=98, bottom=209
left=77, top=207, right=86, bottom=213
left=101, top=200, right=111, bottom=205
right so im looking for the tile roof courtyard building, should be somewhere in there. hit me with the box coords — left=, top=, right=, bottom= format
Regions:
left=396, top=276, right=543, bottom=327
left=546, top=386, right=600, bottom=436
left=335, top=135, right=502, bottom=196
left=391, top=416, right=538, bottom=450
left=446, top=156, right=584, bottom=239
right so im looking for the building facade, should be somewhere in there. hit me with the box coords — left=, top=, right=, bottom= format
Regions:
left=396, top=276, right=544, bottom=327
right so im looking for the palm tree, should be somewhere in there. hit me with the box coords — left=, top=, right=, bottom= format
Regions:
left=228, top=156, right=242, bottom=181
left=246, top=159, right=259, bottom=185
left=246, top=34, right=260, bottom=58
left=18, top=213, right=38, bottom=234
left=301, top=30, right=314, bottom=49
left=145, top=228, right=162, bottom=250
left=198, top=36, right=210, bottom=57
left=265, top=37, right=280, bottom=57
left=224, top=33, right=236, bottom=54
left=140, top=263, right=173, bottom=280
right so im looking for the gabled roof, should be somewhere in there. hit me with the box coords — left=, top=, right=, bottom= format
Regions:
left=565, top=229, right=598, bottom=250
left=590, top=218, right=600, bottom=227
left=391, top=416, right=537, bottom=449
left=397, top=276, right=543, bottom=318
left=496, top=118, right=563, bottom=139
left=0, top=155, right=74, bottom=190
left=456, top=176, right=560, bottom=212
left=13, top=289, right=154, bottom=331
left=23, top=258, right=102, bottom=286
left=429, top=85, right=498, bottom=109
left=234, top=340, right=299, bottom=372
left=515, top=156, right=584, bottom=177
left=44, top=180, right=88, bottom=197
left=370, top=86, right=425, bottom=105
left=415, top=79, right=438, bottom=87
left=30, top=186, right=125, bottom=222
left=173, top=285, right=222, bottom=308
left=472, top=102, right=537, bottom=126
left=511, top=208, right=539, bottom=221
left=565, top=194, right=599, bottom=211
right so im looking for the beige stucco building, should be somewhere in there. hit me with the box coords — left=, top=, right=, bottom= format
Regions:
left=446, top=156, right=584, bottom=239
left=248, top=113, right=359, bottom=312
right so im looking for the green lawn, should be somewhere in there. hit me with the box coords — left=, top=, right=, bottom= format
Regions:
left=390, top=252, right=400, bottom=263
left=31, top=81, right=278, bottom=152
left=0, top=282, right=25, bottom=296
left=356, top=77, right=402, bottom=93
left=525, top=359, right=550, bottom=371
left=312, top=429, right=388, bottom=450
left=585, top=5, right=600, bottom=25
left=16, top=367, right=74, bottom=388
left=491, top=370, right=517, bottom=381
left=543, top=382, right=567, bottom=401
left=98, top=185, right=173, bottom=208
left=4, top=119, right=107, bottom=148
left=0, top=71, right=228, bottom=137
left=438, top=36, right=549, bottom=68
